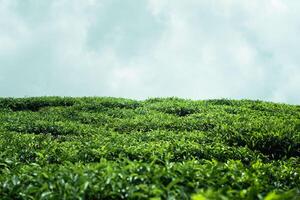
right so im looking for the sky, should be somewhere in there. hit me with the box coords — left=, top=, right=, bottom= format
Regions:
left=0, top=0, right=300, bottom=104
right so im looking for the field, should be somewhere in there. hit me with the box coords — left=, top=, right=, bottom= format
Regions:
left=0, top=97, right=299, bottom=199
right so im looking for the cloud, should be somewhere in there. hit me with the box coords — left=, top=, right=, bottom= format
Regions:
left=140, top=0, right=300, bottom=103
left=0, top=0, right=299, bottom=104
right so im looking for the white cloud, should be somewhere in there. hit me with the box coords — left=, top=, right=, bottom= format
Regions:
left=0, top=0, right=300, bottom=104
left=270, top=0, right=288, bottom=13
left=142, top=0, right=300, bottom=103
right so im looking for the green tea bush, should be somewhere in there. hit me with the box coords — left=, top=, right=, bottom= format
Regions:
left=0, top=97, right=76, bottom=112
left=0, top=97, right=299, bottom=199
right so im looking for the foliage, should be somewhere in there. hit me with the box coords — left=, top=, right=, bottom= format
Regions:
left=0, top=97, right=299, bottom=199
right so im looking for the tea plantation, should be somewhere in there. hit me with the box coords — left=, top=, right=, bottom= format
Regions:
left=0, top=97, right=299, bottom=199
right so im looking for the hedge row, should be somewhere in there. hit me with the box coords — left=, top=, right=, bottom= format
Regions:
left=0, top=97, right=299, bottom=199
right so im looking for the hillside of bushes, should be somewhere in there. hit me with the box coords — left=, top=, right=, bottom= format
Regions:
left=0, top=97, right=299, bottom=199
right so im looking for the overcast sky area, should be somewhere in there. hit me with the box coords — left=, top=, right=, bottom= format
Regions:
left=1, top=0, right=300, bottom=104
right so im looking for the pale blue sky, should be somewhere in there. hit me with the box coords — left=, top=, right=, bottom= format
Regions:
left=0, top=0, right=300, bottom=104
